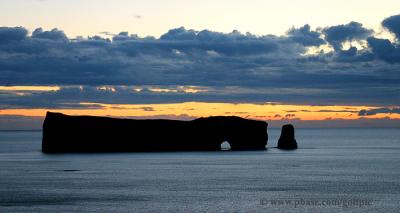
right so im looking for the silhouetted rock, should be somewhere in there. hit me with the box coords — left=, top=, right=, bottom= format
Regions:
left=277, top=124, right=298, bottom=150
left=42, top=112, right=268, bottom=153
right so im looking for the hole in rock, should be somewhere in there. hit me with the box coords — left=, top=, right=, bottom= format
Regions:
left=220, top=141, right=231, bottom=151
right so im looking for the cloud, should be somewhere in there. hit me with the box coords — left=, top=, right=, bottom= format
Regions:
left=335, top=47, right=374, bottom=62
left=140, top=107, right=155, bottom=111
left=322, top=22, right=373, bottom=50
left=285, top=109, right=359, bottom=113
left=358, top=107, right=400, bottom=116
left=0, top=16, right=400, bottom=107
left=268, top=117, right=400, bottom=128
left=367, top=37, right=400, bottom=63
left=133, top=14, right=142, bottom=19
left=366, top=14, right=400, bottom=64
left=32, top=28, right=68, bottom=41
left=112, top=32, right=141, bottom=41
left=160, top=27, right=197, bottom=40
left=382, top=14, right=400, bottom=40
left=157, top=27, right=282, bottom=56
left=0, top=27, right=28, bottom=44
left=287, top=24, right=325, bottom=46
left=99, top=31, right=115, bottom=36
left=0, top=26, right=299, bottom=87
left=284, top=114, right=296, bottom=118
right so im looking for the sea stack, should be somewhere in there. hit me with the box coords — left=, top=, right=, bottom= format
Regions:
left=277, top=124, right=298, bottom=150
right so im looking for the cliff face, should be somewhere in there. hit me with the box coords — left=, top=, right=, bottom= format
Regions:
left=42, top=112, right=268, bottom=153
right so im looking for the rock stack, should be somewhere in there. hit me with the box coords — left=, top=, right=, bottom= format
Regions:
left=42, top=112, right=268, bottom=153
left=277, top=124, right=298, bottom=150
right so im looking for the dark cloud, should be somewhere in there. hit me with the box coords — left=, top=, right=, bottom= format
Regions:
left=287, top=24, right=325, bottom=46
left=0, top=27, right=28, bottom=44
left=140, top=107, right=155, bottom=111
left=32, top=28, right=68, bottom=41
left=285, top=109, right=359, bottom=113
left=315, top=109, right=358, bottom=113
left=335, top=47, right=374, bottom=62
left=76, top=35, right=111, bottom=46
left=0, top=27, right=297, bottom=87
left=112, top=32, right=141, bottom=41
left=1, top=16, right=400, bottom=107
left=157, top=27, right=282, bottom=56
left=284, top=114, right=296, bottom=118
left=160, top=27, right=197, bottom=40
left=323, top=22, right=373, bottom=50
left=358, top=107, right=400, bottom=116
left=382, top=14, right=400, bottom=40
left=367, top=15, right=400, bottom=64
left=2, top=83, right=400, bottom=109
left=367, top=37, right=400, bottom=63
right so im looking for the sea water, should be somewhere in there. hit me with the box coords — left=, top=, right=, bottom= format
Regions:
left=0, top=129, right=399, bottom=212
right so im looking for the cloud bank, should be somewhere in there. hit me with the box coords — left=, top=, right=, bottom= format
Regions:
left=1, top=15, right=400, bottom=108
left=359, top=107, right=400, bottom=116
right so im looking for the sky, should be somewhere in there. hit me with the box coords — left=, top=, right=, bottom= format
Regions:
left=1, top=0, right=400, bottom=38
left=0, top=0, right=400, bottom=129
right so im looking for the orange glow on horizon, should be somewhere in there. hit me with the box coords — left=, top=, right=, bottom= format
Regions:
left=0, top=102, right=399, bottom=121
left=0, top=86, right=61, bottom=91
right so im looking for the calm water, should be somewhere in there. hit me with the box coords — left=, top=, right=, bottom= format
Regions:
left=0, top=129, right=399, bottom=212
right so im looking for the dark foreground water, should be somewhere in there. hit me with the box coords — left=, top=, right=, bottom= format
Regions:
left=0, top=129, right=399, bottom=212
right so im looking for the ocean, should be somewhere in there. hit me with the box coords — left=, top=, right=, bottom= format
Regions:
left=0, top=129, right=399, bottom=212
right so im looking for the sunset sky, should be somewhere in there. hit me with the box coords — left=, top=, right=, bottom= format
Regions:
left=1, top=0, right=400, bottom=129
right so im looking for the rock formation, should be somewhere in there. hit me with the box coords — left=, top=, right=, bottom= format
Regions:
left=42, top=112, right=268, bottom=153
left=277, top=124, right=298, bottom=150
